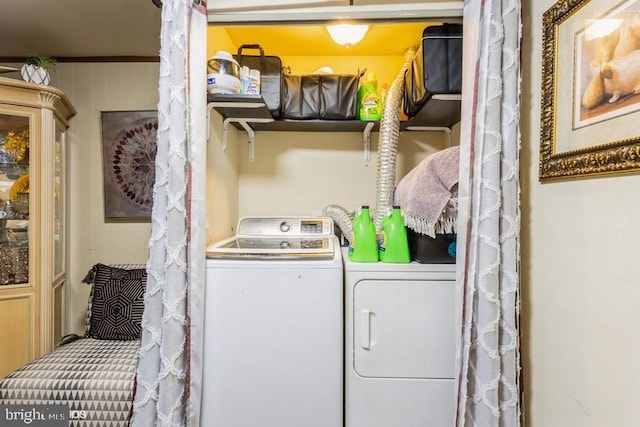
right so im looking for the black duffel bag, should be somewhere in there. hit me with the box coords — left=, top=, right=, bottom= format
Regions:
left=234, top=44, right=283, bottom=117
left=404, top=23, right=462, bottom=118
left=283, top=70, right=364, bottom=120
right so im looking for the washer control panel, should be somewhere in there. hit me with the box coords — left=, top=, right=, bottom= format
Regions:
left=237, top=216, right=334, bottom=237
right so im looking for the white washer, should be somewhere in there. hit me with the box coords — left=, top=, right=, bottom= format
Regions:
left=344, top=248, right=456, bottom=427
left=201, top=217, right=343, bottom=427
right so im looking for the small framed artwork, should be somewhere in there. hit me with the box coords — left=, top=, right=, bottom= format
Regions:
left=540, top=0, right=640, bottom=181
left=100, top=110, right=158, bottom=221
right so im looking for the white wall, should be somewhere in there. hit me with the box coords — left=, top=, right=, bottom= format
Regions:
left=235, top=129, right=452, bottom=218
left=207, top=115, right=454, bottom=239
left=53, top=63, right=158, bottom=334
left=523, top=2, right=640, bottom=426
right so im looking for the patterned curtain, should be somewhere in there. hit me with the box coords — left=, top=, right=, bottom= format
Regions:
left=130, top=0, right=207, bottom=426
left=455, top=0, right=522, bottom=426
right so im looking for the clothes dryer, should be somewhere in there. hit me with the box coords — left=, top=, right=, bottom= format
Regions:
left=344, top=248, right=456, bottom=427
left=201, top=217, right=343, bottom=427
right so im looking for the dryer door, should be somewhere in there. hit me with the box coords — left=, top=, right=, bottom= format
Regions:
left=353, top=279, right=455, bottom=379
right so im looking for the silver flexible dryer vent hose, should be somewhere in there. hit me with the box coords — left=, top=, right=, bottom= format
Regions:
left=374, top=46, right=416, bottom=232
left=323, top=47, right=416, bottom=241
left=322, top=204, right=354, bottom=243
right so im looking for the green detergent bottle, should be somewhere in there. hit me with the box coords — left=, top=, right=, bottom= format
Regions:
left=348, top=205, right=379, bottom=262
left=358, top=73, right=382, bottom=121
left=378, top=206, right=411, bottom=263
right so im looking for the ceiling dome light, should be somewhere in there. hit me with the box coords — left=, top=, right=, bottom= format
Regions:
left=326, top=24, right=369, bottom=47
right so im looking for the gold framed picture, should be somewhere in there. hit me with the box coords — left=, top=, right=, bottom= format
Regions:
left=540, top=0, right=640, bottom=181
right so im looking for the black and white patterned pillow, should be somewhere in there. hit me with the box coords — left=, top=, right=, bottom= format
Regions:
left=85, top=264, right=147, bottom=340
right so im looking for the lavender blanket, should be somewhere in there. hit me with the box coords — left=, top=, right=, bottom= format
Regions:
left=394, top=146, right=460, bottom=237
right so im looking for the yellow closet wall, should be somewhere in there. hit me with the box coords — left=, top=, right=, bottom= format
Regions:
left=206, top=26, right=454, bottom=240
left=206, top=27, right=241, bottom=243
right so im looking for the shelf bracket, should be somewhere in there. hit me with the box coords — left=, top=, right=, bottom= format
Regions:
left=362, top=122, right=375, bottom=162
left=221, top=117, right=274, bottom=161
left=206, top=102, right=216, bottom=143
left=404, top=126, right=453, bottom=147
left=206, top=100, right=270, bottom=143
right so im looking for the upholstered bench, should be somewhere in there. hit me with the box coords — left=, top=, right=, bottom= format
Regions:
left=0, top=264, right=146, bottom=427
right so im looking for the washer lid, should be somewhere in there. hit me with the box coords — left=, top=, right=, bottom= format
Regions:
left=236, top=216, right=334, bottom=237
left=206, top=216, right=336, bottom=260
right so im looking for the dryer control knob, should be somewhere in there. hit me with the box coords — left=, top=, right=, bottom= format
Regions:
left=280, top=221, right=291, bottom=232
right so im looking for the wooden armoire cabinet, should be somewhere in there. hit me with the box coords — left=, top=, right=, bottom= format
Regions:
left=0, top=76, right=76, bottom=378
